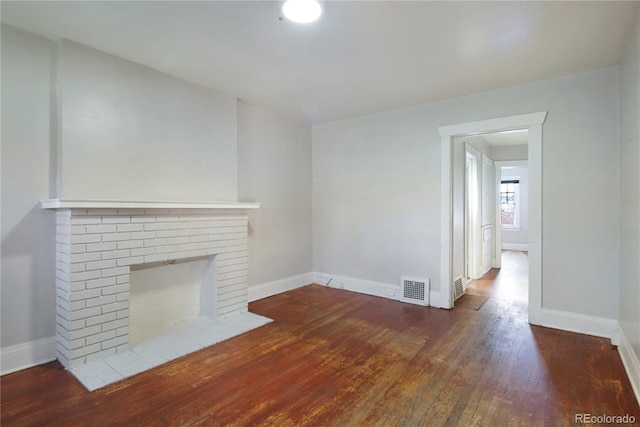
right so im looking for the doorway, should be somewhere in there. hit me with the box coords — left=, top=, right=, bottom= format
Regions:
left=438, top=112, right=547, bottom=326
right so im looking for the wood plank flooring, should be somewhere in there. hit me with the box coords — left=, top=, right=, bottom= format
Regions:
left=2, top=252, right=639, bottom=426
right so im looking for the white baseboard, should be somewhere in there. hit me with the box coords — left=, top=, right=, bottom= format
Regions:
left=529, top=308, right=618, bottom=341
left=501, top=243, right=529, bottom=251
left=1, top=336, right=57, bottom=376
left=248, top=272, right=314, bottom=302
left=617, top=323, right=640, bottom=406
left=313, top=271, right=441, bottom=308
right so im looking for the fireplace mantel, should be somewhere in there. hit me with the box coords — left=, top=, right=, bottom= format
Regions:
left=41, top=199, right=260, bottom=210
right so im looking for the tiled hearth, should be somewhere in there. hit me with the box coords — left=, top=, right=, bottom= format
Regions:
left=43, top=200, right=268, bottom=390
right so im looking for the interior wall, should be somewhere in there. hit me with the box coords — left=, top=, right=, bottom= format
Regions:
left=491, top=144, right=528, bottom=161
left=58, top=39, right=238, bottom=202
left=313, top=66, right=620, bottom=319
left=237, top=103, right=312, bottom=287
left=500, top=166, right=529, bottom=247
left=618, top=6, right=640, bottom=371
left=1, top=26, right=57, bottom=351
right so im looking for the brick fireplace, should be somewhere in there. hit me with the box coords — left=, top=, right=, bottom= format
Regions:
left=43, top=200, right=260, bottom=371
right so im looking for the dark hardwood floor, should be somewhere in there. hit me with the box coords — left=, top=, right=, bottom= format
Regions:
left=2, top=252, right=639, bottom=426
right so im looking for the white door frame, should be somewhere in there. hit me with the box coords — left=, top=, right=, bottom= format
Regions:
left=464, top=144, right=481, bottom=281
left=438, top=112, right=547, bottom=326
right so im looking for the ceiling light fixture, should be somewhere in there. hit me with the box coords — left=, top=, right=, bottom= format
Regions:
left=282, top=0, right=322, bottom=24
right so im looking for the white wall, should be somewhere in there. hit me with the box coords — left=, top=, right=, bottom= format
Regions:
left=0, top=28, right=247, bottom=370
left=500, top=166, right=529, bottom=248
left=313, top=66, right=620, bottom=319
left=491, top=144, right=528, bottom=161
left=58, top=40, right=238, bottom=202
left=1, top=26, right=57, bottom=353
left=618, top=5, right=640, bottom=392
left=237, top=103, right=312, bottom=291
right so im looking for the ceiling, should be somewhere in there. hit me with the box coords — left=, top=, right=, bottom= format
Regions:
left=2, top=1, right=638, bottom=124
left=480, top=130, right=529, bottom=147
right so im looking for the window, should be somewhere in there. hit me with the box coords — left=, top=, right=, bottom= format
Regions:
left=500, top=179, right=519, bottom=228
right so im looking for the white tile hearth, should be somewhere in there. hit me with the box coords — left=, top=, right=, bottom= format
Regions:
left=71, top=312, right=272, bottom=391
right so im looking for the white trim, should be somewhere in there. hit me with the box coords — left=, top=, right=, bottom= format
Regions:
left=40, top=199, right=260, bottom=210
left=532, top=308, right=618, bottom=341
left=313, top=272, right=441, bottom=308
left=248, top=272, right=314, bottom=302
left=439, top=112, right=546, bottom=313
left=501, top=243, right=529, bottom=251
left=1, top=336, right=57, bottom=375
left=618, top=324, right=640, bottom=405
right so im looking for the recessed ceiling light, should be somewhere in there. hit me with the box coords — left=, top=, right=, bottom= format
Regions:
left=282, top=0, right=322, bottom=24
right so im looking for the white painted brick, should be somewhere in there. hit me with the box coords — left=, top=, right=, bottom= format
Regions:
left=144, top=238, right=168, bottom=247
left=102, top=317, right=128, bottom=332
left=165, top=222, right=182, bottom=230
left=71, top=225, right=86, bottom=234
left=156, top=229, right=179, bottom=238
left=70, top=217, right=101, bottom=225
left=102, top=232, right=131, bottom=242
left=117, top=223, right=144, bottom=232
left=89, top=209, right=118, bottom=216
left=57, top=261, right=71, bottom=273
left=85, top=312, right=117, bottom=327
left=144, top=253, right=168, bottom=263
left=86, top=224, right=117, bottom=234
left=57, top=243, right=70, bottom=255
left=167, top=236, right=189, bottom=245
left=70, top=270, right=101, bottom=283
left=86, top=242, right=117, bottom=253
left=130, top=247, right=155, bottom=257
left=70, top=234, right=102, bottom=245
left=157, top=216, right=179, bottom=222
left=116, top=326, right=129, bottom=337
left=85, top=295, right=117, bottom=308
left=178, top=243, right=198, bottom=252
left=131, top=216, right=156, bottom=223
left=69, top=281, right=87, bottom=292
left=130, top=231, right=156, bottom=240
left=116, top=292, right=130, bottom=302
left=179, top=215, right=197, bottom=222
left=85, top=347, right=117, bottom=363
left=71, top=252, right=101, bottom=263
left=70, top=209, right=88, bottom=216
left=155, top=245, right=178, bottom=254
left=86, top=259, right=117, bottom=271
left=102, top=301, right=128, bottom=314
left=102, top=216, right=131, bottom=224
left=102, top=284, right=130, bottom=295
left=86, top=330, right=116, bottom=346
left=116, top=309, right=129, bottom=320
left=116, top=275, right=130, bottom=285
left=144, top=222, right=167, bottom=231
left=69, top=288, right=102, bottom=302
left=189, top=235, right=208, bottom=243
left=187, top=249, right=208, bottom=258
left=146, top=209, right=170, bottom=215
left=86, top=277, right=117, bottom=289
left=57, top=315, right=85, bottom=331
left=70, top=300, right=85, bottom=311
left=101, top=266, right=129, bottom=278
left=179, top=229, right=198, bottom=237
left=117, top=209, right=144, bottom=215
left=117, top=240, right=143, bottom=250
left=102, top=249, right=131, bottom=260
left=197, top=242, right=217, bottom=250
left=57, top=234, right=71, bottom=245
left=68, top=338, right=86, bottom=351
left=101, top=335, right=128, bottom=350
left=71, top=244, right=86, bottom=254
left=72, top=342, right=102, bottom=358
left=68, top=324, right=102, bottom=340
left=116, top=256, right=144, bottom=267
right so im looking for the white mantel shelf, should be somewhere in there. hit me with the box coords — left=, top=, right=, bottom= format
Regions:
left=40, top=199, right=260, bottom=210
